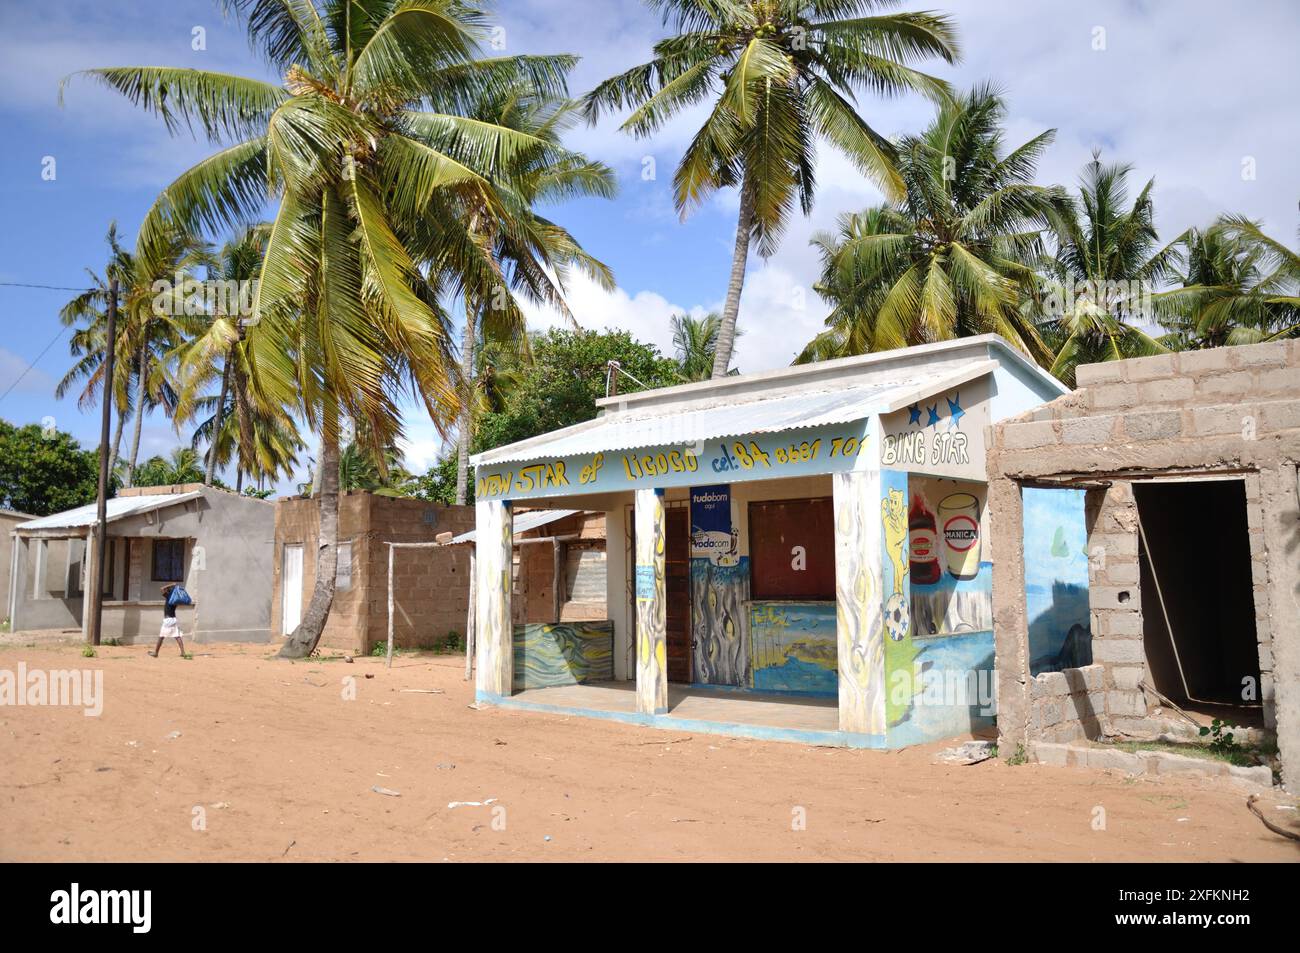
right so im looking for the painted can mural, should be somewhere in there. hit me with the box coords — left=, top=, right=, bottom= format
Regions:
left=1023, top=487, right=1092, bottom=676
left=885, top=474, right=997, bottom=745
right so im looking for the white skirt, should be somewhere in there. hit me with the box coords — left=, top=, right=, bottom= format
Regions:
left=159, top=617, right=182, bottom=639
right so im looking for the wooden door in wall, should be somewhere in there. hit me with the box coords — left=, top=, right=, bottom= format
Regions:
left=665, top=507, right=692, bottom=683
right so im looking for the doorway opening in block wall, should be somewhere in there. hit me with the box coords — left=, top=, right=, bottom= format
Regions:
left=1133, top=478, right=1264, bottom=727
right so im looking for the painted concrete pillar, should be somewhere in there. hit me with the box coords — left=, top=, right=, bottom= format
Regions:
left=8, top=533, right=22, bottom=630
left=604, top=504, right=631, bottom=681
left=474, top=499, right=513, bottom=700
left=832, top=469, right=886, bottom=736
left=633, top=488, right=667, bottom=715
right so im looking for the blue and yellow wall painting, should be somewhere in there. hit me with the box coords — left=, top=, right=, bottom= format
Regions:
left=688, top=485, right=751, bottom=686
left=512, top=620, right=615, bottom=690
left=475, top=421, right=872, bottom=502
left=883, top=473, right=997, bottom=745
left=748, top=602, right=838, bottom=695
left=1023, top=487, right=1092, bottom=676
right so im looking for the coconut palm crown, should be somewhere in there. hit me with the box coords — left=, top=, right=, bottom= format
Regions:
left=797, top=86, right=1070, bottom=365
left=581, top=0, right=959, bottom=377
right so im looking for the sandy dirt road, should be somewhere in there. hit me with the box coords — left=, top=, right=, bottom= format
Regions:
left=1, top=639, right=1297, bottom=862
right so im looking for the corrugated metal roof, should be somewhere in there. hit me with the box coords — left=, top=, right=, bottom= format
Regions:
left=15, top=491, right=202, bottom=533
left=449, top=508, right=579, bottom=544
left=475, top=360, right=994, bottom=466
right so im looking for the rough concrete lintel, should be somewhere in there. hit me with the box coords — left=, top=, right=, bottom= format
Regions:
left=995, top=438, right=1296, bottom=482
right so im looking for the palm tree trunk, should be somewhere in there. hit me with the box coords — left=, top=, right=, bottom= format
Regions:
left=107, top=408, right=127, bottom=480
left=236, top=468, right=244, bottom=494
left=310, top=433, right=324, bottom=497
left=205, top=351, right=233, bottom=486
left=711, top=175, right=755, bottom=379
left=455, top=302, right=475, bottom=506
left=279, top=404, right=340, bottom=659
left=124, top=340, right=148, bottom=486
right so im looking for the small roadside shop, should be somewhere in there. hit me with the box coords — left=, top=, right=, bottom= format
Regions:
left=469, top=335, right=1066, bottom=747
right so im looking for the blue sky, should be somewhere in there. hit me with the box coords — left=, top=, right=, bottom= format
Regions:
left=1, top=0, right=1297, bottom=493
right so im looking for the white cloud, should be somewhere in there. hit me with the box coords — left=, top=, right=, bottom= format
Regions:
left=515, top=260, right=829, bottom=377
left=397, top=419, right=452, bottom=475
left=521, top=271, right=707, bottom=358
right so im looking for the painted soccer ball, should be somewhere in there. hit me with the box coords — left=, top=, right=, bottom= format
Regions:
left=884, top=593, right=910, bottom=642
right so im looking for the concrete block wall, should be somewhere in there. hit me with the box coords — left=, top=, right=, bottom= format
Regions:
left=511, top=511, right=609, bottom=625
left=1242, top=471, right=1277, bottom=729
left=1083, top=483, right=1149, bottom=734
left=1028, top=664, right=1107, bottom=742
left=989, top=339, right=1300, bottom=789
left=272, top=493, right=475, bottom=655
left=1004, top=340, right=1300, bottom=443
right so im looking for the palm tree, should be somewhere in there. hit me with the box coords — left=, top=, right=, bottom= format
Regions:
left=1158, top=217, right=1300, bottom=347
left=126, top=226, right=215, bottom=485
left=426, top=87, right=616, bottom=505
left=339, top=439, right=413, bottom=495
left=68, top=0, right=585, bottom=657
left=170, top=224, right=305, bottom=489
left=57, top=224, right=134, bottom=475
left=582, top=0, right=959, bottom=378
left=132, top=446, right=206, bottom=486
left=60, top=223, right=211, bottom=485
left=795, top=86, right=1068, bottom=365
left=1043, top=151, right=1188, bottom=385
left=670, top=312, right=730, bottom=380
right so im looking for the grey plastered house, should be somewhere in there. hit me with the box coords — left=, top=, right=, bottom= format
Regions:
left=987, top=340, right=1300, bottom=790
left=8, top=483, right=274, bottom=643
left=1, top=508, right=36, bottom=623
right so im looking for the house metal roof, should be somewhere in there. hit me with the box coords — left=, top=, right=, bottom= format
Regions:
left=473, top=358, right=998, bottom=467
left=14, top=491, right=202, bottom=534
left=449, top=508, right=579, bottom=544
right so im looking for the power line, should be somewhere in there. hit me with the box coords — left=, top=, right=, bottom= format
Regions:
left=0, top=281, right=98, bottom=292
left=0, top=325, right=71, bottom=405
left=0, top=278, right=100, bottom=404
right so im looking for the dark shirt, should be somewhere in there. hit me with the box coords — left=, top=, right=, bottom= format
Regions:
left=163, top=598, right=177, bottom=619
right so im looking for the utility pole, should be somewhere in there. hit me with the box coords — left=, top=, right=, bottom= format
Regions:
left=89, top=275, right=118, bottom=646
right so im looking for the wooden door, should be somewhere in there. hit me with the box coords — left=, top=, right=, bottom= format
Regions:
left=665, top=507, right=692, bottom=683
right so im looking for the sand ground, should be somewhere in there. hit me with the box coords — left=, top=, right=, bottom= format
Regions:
left=2, top=635, right=1297, bottom=862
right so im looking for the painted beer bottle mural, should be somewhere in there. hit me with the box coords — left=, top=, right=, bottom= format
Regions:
left=939, top=492, right=981, bottom=580
left=908, top=495, right=943, bottom=585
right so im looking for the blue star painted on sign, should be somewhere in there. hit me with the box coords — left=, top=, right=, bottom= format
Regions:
left=946, top=392, right=965, bottom=430
left=926, top=404, right=940, bottom=428
left=908, top=403, right=922, bottom=426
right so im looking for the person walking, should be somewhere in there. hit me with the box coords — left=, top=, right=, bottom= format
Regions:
left=148, top=583, right=188, bottom=657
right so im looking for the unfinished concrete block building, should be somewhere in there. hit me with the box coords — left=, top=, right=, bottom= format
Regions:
left=272, top=492, right=475, bottom=655
left=988, top=340, right=1299, bottom=788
